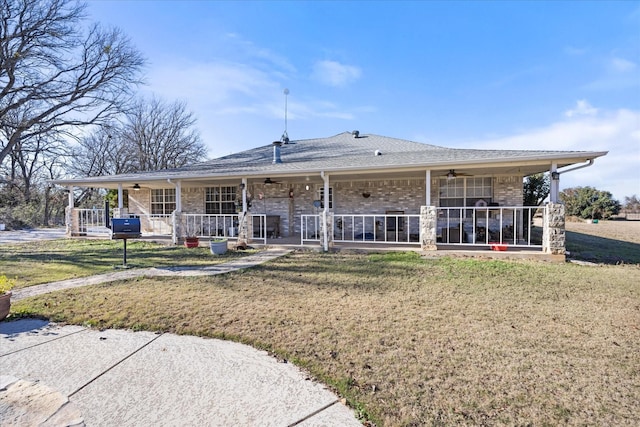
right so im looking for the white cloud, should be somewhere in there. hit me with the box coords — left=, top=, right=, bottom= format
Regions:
left=564, top=45, right=588, bottom=56
left=564, top=99, right=598, bottom=117
left=610, top=57, right=636, bottom=72
left=311, top=60, right=362, bottom=87
left=584, top=55, right=639, bottom=91
left=474, top=107, right=640, bottom=200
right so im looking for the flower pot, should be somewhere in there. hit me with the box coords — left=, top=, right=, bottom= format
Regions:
left=0, top=292, right=11, bottom=321
left=184, top=237, right=200, bottom=248
left=210, top=239, right=228, bottom=255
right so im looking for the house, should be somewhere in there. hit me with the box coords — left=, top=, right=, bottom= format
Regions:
left=54, top=131, right=607, bottom=255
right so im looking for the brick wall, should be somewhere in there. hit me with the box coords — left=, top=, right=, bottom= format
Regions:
left=126, top=175, right=524, bottom=237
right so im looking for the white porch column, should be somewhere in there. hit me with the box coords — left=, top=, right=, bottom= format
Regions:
left=550, top=163, right=559, bottom=203
left=117, top=183, right=123, bottom=209
left=242, top=177, right=247, bottom=212
left=425, top=169, right=432, bottom=206
left=321, top=171, right=330, bottom=252
left=175, top=180, right=182, bottom=212
left=68, top=185, right=74, bottom=210
left=65, top=185, right=75, bottom=236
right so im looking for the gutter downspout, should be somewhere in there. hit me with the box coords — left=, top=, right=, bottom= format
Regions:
left=550, top=159, right=595, bottom=203
left=167, top=179, right=181, bottom=244
left=557, top=159, right=595, bottom=175
left=321, top=171, right=329, bottom=252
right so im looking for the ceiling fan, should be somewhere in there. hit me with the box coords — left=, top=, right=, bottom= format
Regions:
left=445, top=169, right=472, bottom=180
left=263, top=177, right=282, bottom=185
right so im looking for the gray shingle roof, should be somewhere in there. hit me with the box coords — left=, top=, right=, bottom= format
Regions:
left=54, top=132, right=607, bottom=184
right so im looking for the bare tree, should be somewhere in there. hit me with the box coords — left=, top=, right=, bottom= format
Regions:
left=71, top=124, right=135, bottom=177
left=0, top=0, right=145, bottom=164
left=71, top=96, right=207, bottom=183
left=122, top=97, right=207, bottom=171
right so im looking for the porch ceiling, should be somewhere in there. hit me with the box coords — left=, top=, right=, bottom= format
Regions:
left=59, top=162, right=564, bottom=190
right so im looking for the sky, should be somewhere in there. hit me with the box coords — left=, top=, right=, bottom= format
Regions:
left=86, top=1, right=640, bottom=201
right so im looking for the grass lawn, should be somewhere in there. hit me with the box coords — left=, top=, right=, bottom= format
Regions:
left=565, top=219, right=640, bottom=264
left=8, top=252, right=640, bottom=425
left=0, top=239, right=253, bottom=289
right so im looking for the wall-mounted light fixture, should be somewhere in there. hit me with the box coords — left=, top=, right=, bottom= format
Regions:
left=305, top=184, right=310, bottom=191
left=551, top=171, right=560, bottom=180
left=362, top=191, right=371, bottom=198
left=240, top=182, right=245, bottom=190
left=133, top=183, right=141, bottom=191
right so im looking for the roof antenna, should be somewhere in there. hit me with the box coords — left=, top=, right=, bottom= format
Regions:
left=281, top=88, right=290, bottom=144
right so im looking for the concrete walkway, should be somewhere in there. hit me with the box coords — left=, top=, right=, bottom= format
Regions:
left=0, top=227, right=67, bottom=244
left=2, top=249, right=362, bottom=426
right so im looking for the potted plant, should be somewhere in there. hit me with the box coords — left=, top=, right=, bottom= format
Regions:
left=184, top=236, right=200, bottom=248
left=183, top=223, right=200, bottom=248
left=210, top=238, right=228, bottom=255
left=0, top=275, right=15, bottom=321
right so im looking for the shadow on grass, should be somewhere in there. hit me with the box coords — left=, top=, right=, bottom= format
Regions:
left=566, top=230, right=640, bottom=264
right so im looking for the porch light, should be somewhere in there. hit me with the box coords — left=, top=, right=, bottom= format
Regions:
left=362, top=191, right=371, bottom=198
left=305, top=184, right=310, bottom=191
left=133, top=183, right=140, bottom=191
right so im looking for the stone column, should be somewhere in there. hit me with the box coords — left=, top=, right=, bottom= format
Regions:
left=319, top=211, right=334, bottom=251
left=172, top=211, right=182, bottom=245
left=65, top=206, right=74, bottom=237
left=420, top=206, right=438, bottom=251
left=237, top=212, right=252, bottom=245
left=542, top=203, right=565, bottom=254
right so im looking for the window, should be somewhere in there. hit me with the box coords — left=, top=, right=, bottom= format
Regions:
left=439, top=178, right=464, bottom=207
left=206, top=186, right=237, bottom=214
left=151, top=189, right=176, bottom=215
left=439, top=177, right=492, bottom=207
left=319, top=187, right=333, bottom=209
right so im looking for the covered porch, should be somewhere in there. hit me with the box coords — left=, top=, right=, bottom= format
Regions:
left=63, top=163, right=567, bottom=256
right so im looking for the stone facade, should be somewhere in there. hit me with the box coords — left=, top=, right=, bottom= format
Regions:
left=319, top=211, right=334, bottom=249
left=420, top=206, right=437, bottom=250
left=542, top=203, right=566, bottom=254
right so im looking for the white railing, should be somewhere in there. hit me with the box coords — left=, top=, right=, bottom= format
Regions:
left=301, top=214, right=321, bottom=244
left=333, top=213, right=421, bottom=244
left=180, top=214, right=267, bottom=244
left=251, top=214, right=268, bottom=245
left=76, top=208, right=109, bottom=234
left=135, top=214, right=173, bottom=236
left=182, top=214, right=239, bottom=239
left=301, top=213, right=421, bottom=245
left=436, top=206, right=544, bottom=247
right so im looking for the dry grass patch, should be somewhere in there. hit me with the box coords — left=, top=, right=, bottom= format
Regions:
left=565, top=220, right=640, bottom=264
left=13, top=251, right=640, bottom=426
left=0, top=239, right=253, bottom=288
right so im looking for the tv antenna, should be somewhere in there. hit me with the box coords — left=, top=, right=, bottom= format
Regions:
left=281, top=88, right=289, bottom=143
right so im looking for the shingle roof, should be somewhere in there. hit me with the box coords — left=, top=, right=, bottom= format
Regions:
left=54, top=132, right=608, bottom=184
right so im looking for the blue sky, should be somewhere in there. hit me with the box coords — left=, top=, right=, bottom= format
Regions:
left=87, top=1, right=639, bottom=200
